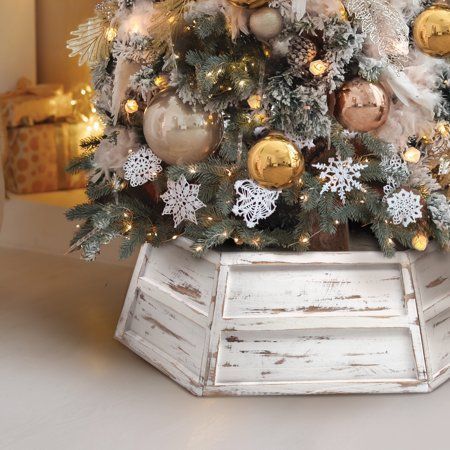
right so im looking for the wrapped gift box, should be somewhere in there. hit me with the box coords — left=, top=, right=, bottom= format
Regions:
left=5, top=122, right=86, bottom=194
left=0, top=78, right=73, bottom=128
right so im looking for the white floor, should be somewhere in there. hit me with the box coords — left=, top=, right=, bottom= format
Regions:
left=0, top=248, right=449, bottom=450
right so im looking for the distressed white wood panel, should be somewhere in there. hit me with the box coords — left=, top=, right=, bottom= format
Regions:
left=127, top=290, right=206, bottom=381
left=142, top=244, right=218, bottom=316
left=412, top=250, right=450, bottom=311
left=116, top=241, right=450, bottom=396
left=223, top=264, right=406, bottom=318
left=215, top=328, right=417, bottom=384
left=426, top=307, right=450, bottom=379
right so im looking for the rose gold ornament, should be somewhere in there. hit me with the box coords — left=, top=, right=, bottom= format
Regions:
left=334, top=78, right=391, bottom=132
left=143, top=90, right=223, bottom=165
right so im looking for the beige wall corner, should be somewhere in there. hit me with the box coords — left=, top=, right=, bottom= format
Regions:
left=0, top=0, right=36, bottom=92
left=36, top=0, right=98, bottom=90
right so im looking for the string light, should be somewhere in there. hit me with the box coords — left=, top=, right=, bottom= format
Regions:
left=309, top=60, right=329, bottom=76
left=299, top=235, right=310, bottom=244
left=247, top=94, right=262, bottom=110
left=154, top=75, right=170, bottom=90
left=402, top=147, right=421, bottom=164
left=412, top=233, right=429, bottom=252
left=105, top=27, right=117, bottom=42
left=125, top=99, right=139, bottom=114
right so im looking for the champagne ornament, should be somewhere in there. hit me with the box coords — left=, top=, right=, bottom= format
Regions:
left=249, top=7, right=283, bottom=41
left=143, top=90, right=223, bottom=165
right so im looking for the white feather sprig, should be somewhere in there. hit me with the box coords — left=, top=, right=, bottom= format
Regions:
left=291, top=0, right=307, bottom=20
left=111, top=56, right=141, bottom=124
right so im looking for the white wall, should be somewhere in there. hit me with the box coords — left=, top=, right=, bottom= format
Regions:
left=0, top=0, right=36, bottom=92
left=36, top=0, right=96, bottom=90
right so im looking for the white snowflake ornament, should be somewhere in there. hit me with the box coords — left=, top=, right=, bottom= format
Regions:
left=232, top=179, right=280, bottom=228
left=123, top=146, right=162, bottom=187
left=387, top=189, right=423, bottom=227
left=313, top=157, right=368, bottom=204
left=161, top=175, right=206, bottom=228
left=380, top=153, right=409, bottom=178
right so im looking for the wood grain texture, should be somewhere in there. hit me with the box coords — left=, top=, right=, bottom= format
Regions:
left=116, top=239, right=450, bottom=396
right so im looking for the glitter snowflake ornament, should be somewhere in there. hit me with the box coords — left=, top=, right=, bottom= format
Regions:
left=380, top=152, right=410, bottom=201
left=161, top=176, right=206, bottom=228
left=387, top=189, right=423, bottom=227
left=313, top=157, right=368, bottom=204
left=380, top=152, right=409, bottom=178
left=123, top=146, right=162, bottom=187
left=232, top=179, right=280, bottom=228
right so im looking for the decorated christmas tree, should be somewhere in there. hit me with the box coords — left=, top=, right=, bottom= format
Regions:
left=66, top=0, right=450, bottom=260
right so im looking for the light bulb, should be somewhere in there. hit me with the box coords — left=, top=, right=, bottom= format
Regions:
left=402, top=147, right=421, bottom=164
left=125, top=99, right=139, bottom=114
left=309, top=60, right=329, bottom=76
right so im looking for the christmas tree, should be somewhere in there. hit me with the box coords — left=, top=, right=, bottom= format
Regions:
left=66, top=0, right=450, bottom=260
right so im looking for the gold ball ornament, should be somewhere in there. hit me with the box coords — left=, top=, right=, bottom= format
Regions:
left=249, top=7, right=283, bottom=41
left=227, top=0, right=269, bottom=9
left=412, top=233, right=429, bottom=252
left=334, top=78, right=391, bottom=132
left=247, top=132, right=305, bottom=189
left=413, top=5, right=450, bottom=57
left=143, top=90, right=223, bottom=165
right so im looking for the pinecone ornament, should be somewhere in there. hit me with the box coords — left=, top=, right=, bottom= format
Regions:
left=288, top=37, right=318, bottom=76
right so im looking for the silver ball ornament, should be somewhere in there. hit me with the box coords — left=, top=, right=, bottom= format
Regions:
left=143, top=90, right=223, bottom=165
left=249, top=7, right=283, bottom=42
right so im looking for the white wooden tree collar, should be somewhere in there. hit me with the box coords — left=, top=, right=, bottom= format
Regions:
left=116, top=238, right=450, bottom=396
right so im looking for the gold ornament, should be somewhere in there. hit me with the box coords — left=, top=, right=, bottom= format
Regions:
left=309, top=60, right=329, bottom=76
left=124, top=99, right=139, bottom=114
left=228, top=0, right=269, bottom=9
left=412, top=233, right=429, bottom=252
left=247, top=94, right=262, bottom=110
left=402, top=147, right=421, bottom=164
left=247, top=132, right=305, bottom=189
left=413, top=5, right=450, bottom=57
left=143, top=89, right=223, bottom=165
left=249, top=7, right=283, bottom=41
left=334, top=78, right=391, bottom=132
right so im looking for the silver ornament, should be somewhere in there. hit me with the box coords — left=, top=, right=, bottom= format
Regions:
left=143, top=90, right=223, bottom=165
left=249, top=7, right=283, bottom=42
